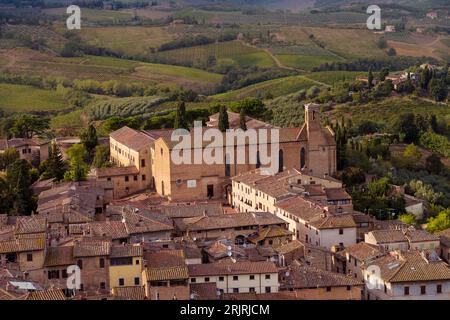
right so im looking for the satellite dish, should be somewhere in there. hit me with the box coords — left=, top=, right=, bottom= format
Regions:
left=285, top=271, right=290, bottom=277
left=193, top=237, right=197, bottom=241
left=227, top=251, right=232, bottom=257
left=227, top=246, right=232, bottom=251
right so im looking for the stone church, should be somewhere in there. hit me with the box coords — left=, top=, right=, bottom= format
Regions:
left=101, top=103, right=337, bottom=201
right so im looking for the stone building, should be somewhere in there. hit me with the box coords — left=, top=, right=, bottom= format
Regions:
left=102, top=103, right=336, bottom=201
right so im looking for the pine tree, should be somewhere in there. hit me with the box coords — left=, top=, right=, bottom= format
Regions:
left=218, top=105, right=229, bottom=132
left=239, top=107, right=247, bottom=131
left=174, top=102, right=187, bottom=130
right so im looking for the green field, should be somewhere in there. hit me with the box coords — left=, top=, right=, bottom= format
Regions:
left=280, top=26, right=386, bottom=59
left=78, top=26, right=175, bottom=56
left=305, top=71, right=367, bottom=85
left=86, top=96, right=169, bottom=120
left=150, top=41, right=276, bottom=68
left=50, top=109, right=85, bottom=129
left=0, top=49, right=223, bottom=93
left=0, top=83, right=67, bottom=112
left=212, top=75, right=322, bottom=101
left=277, top=55, right=343, bottom=71
left=43, top=8, right=134, bottom=23
left=332, top=97, right=450, bottom=129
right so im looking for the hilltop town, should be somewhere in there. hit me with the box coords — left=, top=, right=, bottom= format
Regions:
left=0, top=103, right=449, bottom=301
left=0, top=0, right=449, bottom=302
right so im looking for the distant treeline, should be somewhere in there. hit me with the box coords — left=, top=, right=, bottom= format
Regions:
left=312, top=57, right=440, bottom=72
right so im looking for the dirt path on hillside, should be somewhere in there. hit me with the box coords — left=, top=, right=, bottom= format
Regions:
left=238, top=40, right=305, bottom=72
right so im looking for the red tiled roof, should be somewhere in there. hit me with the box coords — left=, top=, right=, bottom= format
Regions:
left=73, top=240, right=111, bottom=257
left=110, top=126, right=153, bottom=151
left=188, top=261, right=278, bottom=277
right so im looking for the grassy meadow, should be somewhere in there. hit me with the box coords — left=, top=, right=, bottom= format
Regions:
left=0, top=83, right=67, bottom=112
left=212, top=75, right=322, bottom=101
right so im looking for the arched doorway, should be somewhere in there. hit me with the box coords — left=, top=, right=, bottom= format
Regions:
left=300, top=147, right=306, bottom=169
left=278, top=149, right=284, bottom=173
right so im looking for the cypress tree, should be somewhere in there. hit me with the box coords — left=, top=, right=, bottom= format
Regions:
left=218, top=105, right=229, bottom=132
left=48, top=141, right=66, bottom=181
left=174, top=101, right=187, bottom=130
left=81, top=124, right=98, bottom=154
left=368, top=68, right=374, bottom=89
left=239, top=107, right=247, bottom=131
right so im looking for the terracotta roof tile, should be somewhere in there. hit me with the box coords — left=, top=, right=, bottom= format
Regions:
left=111, top=244, right=143, bottom=258
left=15, top=216, right=47, bottom=234
left=274, top=240, right=304, bottom=255
left=73, top=240, right=111, bottom=257
left=88, top=221, right=128, bottom=240
left=161, top=203, right=223, bottom=218
left=44, top=246, right=74, bottom=267
left=368, top=230, right=408, bottom=244
left=24, top=290, right=66, bottom=300
left=368, top=251, right=450, bottom=283
left=188, top=261, right=278, bottom=277
left=110, top=126, right=154, bottom=151
left=112, top=286, right=146, bottom=300
left=175, top=212, right=285, bottom=232
left=338, top=242, right=382, bottom=262
left=146, top=249, right=185, bottom=268
left=145, top=266, right=189, bottom=281
left=0, top=237, right=45, bottom=254
left=282, top=265, right=362, bottom=289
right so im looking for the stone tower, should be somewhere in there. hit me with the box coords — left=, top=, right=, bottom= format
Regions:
left=304, top=103, right=337, bottom=177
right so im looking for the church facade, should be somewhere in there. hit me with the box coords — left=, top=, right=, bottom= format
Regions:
left=104, top=103, right=336, bottom=201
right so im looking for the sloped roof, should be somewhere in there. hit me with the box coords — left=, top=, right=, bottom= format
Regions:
left=145, top=266, right=189, bottom=281
left=111, top=244, right=143, bottom=258
left=0, top=237, right=45, bottom=254
left=188, top=261, right=278, bottom=277
left=112, top=286, right=146, bottom=300
left=15, top=216, right=47, bottom=235
left=24, top=290, right=66, bottom=301
left=44, top=246, right=74, bottom=267
left=282, top=265, right=362, bottom=289
left=175, top=212, right=285, bottom=232
left=73, top=240, right=111, bottom=257
left=88, top=221, right=128, bottom=240
left=368, top=251, right=450, bottom=283
left=248, top=226, right=293, bottom=244
left=110, top=126, right=153, bottom=151
left=337, top=242, right=382, bottom=262
left=274, top=240, right=304, bottom=255
left=161, top=203, right=223, bottom=219
left=368, top=229, right=408, bottom=244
